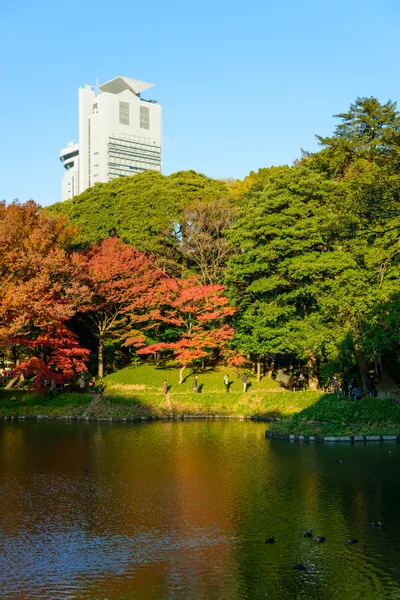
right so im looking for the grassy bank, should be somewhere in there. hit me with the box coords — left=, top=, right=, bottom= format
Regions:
left=0, top=364, right=322, bottom=419
left=0, top=388, right=321, bottom=419
left=0, top=391, right=90, bottom=417
left=267, top=395, right=400, bottom=436
left=101, top=364, right=320, bottom=417
left=2, top=365, right=400, bottom=435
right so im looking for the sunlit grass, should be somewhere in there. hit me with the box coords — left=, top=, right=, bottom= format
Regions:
left=268, top=396, right=400, bottom=436
left=101, top=363, right=323, bottom=417
left=0, top=364, right=325, bottom=418
left=103, top=363, right=282, bottom=394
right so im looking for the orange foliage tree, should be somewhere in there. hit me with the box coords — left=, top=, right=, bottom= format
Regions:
left=0, top=201, right=91, bottom=388
left=135, top=276, right=236, bottom=383
left=85, top=237, right=166, bottom=378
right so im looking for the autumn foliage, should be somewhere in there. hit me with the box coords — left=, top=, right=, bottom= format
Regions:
left=0, top=201, right=90, bottom=388
left=85, top=237, right=165, bottom=377
left=0, top=202, right=238, bottom=389
left=135, top=276, right=236, bottom=382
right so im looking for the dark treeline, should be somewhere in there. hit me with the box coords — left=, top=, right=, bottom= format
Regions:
left=5, top=96, right=400, bottom=392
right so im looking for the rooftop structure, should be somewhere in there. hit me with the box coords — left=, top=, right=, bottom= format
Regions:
left=60, top=76, right=162, bottom=201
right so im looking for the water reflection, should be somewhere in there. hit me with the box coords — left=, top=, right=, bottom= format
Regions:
left=0, top=421, right=399, bottom=599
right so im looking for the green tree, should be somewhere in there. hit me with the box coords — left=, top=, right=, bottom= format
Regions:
left=227, top=165, right=351, bottom=388
left=46, top=170, right=234, bottom=277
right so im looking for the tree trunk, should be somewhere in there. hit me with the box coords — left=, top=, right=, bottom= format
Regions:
left=98, top=338, right=104, bottom=379
left=5, top=376, right=18, bottom=389
left=354, top=348, right=370, bottom=393
left=307, top=352, right=319, bottom=390
left=257, top=360, right=261, bottom=382
left=267, top=355, right=275, bottom=379
left=12, top=345, right=19, bottom=368
left=380, top=367, right=398, bottom=393
left=179, top=364, right=186, bottom=384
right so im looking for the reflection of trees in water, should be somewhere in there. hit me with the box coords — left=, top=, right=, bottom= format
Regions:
left=232, top=441, right=400, bottom=598
left=0, top=421, right=93, bottom=534
left=1, top=423, right=400, bottom=599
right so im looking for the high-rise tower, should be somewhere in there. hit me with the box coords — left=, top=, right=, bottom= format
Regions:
left=59, top=76, right=162, bottom=201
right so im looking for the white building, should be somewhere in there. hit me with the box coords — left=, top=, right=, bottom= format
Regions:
left=59, top=76, right=162, bottom=201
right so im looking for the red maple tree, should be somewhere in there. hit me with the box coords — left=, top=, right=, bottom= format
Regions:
left=85, top=237, right=165, bottom=377
left=15, top=325, right=90, bottom=390
left=135, top=276, right=236, bottom=383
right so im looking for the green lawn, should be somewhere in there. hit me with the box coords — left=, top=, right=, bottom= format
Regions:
left=2, top=366, right=399, bottom=435
left=0, top=364, right=324, bottom=419
left=0, top=369, right=398, bottom=436
left=0, top=390, right=90, bottom=417
left=102, top=363, right=281, bottom=394
left=268, top=395, right=400, bottom=436
left=100, top=363, right=322, bottom=417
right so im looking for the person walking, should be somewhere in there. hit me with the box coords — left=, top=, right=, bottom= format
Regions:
left=78, top=375, right=85, bottom=392
left=298, top=372, right=305, bottom=391
left=163, top=380, right=168, bottom=395
left=88, top=377, right=96, bottom=393
left=224, top=374, right=229, bottom=392
left=332, top=375, right=339, bottom=397
left=193, top=376, right=198, bottom=393
left=341, top=377, right=348, bottom=397
left=369, top=373, right=377, bottom=398
left=242, top=373, right=248, bottom=392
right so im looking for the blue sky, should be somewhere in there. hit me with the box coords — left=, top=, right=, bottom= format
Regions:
left=1, top=0, right=400, bottom=206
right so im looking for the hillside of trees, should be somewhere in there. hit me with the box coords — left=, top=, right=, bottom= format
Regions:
left=3, top=96, right=400, bottom=393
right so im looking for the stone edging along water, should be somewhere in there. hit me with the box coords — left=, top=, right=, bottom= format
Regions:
left=0, top=414, right=254, bottom=422
left=265, top=430, right=400, bottom=443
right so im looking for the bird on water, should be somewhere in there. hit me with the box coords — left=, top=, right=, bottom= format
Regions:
left=304, top=530, right=313, bottom=538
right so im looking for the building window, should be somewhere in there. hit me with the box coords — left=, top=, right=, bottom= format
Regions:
left=140, top=106, right=150, bottom=129
left=93, top=103, right=98, bottom=114
left=119, top=101, right=130, bottom=125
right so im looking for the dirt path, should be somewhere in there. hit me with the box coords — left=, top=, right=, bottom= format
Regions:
left=165, top=393, right=173, bottom=418
left=82, top=393, right=104, bottom=417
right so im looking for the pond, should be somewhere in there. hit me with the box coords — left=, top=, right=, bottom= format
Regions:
left=0, top=420, right=400, bottom=599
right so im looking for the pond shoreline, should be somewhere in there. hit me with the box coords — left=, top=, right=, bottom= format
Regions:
left=265, top=429, right=400, bottom=443
left=2, top=390, right=400, bottom=438
left=0, top=413, right=262, bottom=422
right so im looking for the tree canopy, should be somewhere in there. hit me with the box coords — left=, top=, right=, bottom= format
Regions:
left=5, top=96, right=400, bottom=392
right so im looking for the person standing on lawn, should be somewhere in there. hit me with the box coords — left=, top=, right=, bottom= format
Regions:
left=224, top=374, right=229, bottom=392
left=242, top=373, right=247, bottom=392
left=298, top=372, right=305, bottom=391
left=78, top=375, right=85, bottom=392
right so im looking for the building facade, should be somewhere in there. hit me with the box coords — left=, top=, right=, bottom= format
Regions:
left=60, top=76, right=162, bottom=201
